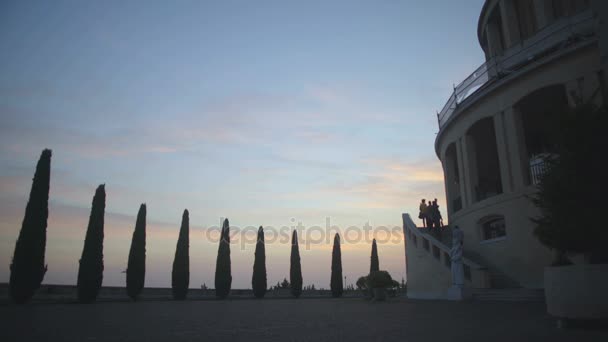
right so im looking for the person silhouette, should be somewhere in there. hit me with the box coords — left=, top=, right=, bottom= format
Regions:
left=433, top=199, right=443, bottom=229
left=419, top=199, right=428, bottom=227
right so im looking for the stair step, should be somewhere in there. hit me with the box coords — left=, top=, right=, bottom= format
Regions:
left=472, top=288, right=545, bottom=302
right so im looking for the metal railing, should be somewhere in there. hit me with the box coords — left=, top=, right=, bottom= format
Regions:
left=529, top=156, right=548, bottom=185
left=437, top=10, right=595, bottom=129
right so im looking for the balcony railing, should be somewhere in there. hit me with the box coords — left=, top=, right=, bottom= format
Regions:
left=437, top=10, right=595, bottom=129
left=529, top=152, right=557, bottom=185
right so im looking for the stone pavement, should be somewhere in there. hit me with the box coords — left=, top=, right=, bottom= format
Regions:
left=1, top=298, right=606, bottom=341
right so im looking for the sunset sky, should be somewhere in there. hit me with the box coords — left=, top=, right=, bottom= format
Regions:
left=0, top=0, right=485, bottom=289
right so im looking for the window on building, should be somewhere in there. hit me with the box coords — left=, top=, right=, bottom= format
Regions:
left=412, top=234, right=417, bottom=247
left=480, top=216, right=507, bottom=241
left=423, top=238, right=429, bottom=251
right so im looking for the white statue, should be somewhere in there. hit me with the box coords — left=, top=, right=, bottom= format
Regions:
left=450, top=225, right=464, bottom=287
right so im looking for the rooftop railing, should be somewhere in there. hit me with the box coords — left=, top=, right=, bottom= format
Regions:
left=437, top=10, right=596, bottom=129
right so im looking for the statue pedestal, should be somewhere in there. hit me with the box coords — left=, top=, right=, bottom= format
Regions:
left=447, top=286, right=471, bottom=301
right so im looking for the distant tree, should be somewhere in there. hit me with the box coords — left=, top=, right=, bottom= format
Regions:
left=330, top=233, right=343, bottom=298
left=9, top=149, right=51, bottom=304
left=126, top=204, right=146, bottom=301
left=171, top=209, right=190, bottom=300
left=290, top=230, right=303, bottom=298
left=252, top=226, right=267, bottom=298
left=281, top=278, right=290, bottom=289
left=77, top=184, right=106, bottom=303
left=215, top=218, right=232, bottom=299
left=370, top=239, right=379, bottom=273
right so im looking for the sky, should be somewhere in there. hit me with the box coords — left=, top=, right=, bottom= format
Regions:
left=0, top=0, right=486, bottom=289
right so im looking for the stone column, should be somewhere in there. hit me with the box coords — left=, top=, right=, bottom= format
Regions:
left=455, top=138, right=468, bottom=208
left=440, top=157, right=452, bottom=217
left=533, top=0, right=555, bottom=28
left=493, top=111, right=514, bottom=193
left=594, top=0, right=608, bottom=89
left=459, top=137, right=475, bottom=206
left=499, top=0, right=522, bottom=48
left=486, top=20, right=504, bottom=57
left=502, top=107, right=528, bottom=190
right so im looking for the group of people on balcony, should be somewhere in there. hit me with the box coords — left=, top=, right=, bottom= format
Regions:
left=418, top=198, right=443, bottom=230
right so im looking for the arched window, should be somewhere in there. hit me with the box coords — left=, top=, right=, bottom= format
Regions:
left=466, top=117, right=503, bottom=202
left=479, top=215, right=506, bottom=241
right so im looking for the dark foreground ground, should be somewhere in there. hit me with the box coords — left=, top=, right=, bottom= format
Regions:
left=1, top=298, right=606, bottom=342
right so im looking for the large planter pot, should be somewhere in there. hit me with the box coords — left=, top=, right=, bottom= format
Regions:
left=544, top=264, right=608, bottom=319
left=373, top=288, right=387, bottom=301
left=360, top=289, right=372, bottom=300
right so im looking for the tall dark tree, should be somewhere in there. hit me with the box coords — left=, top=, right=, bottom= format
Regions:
left=77, top=184, right=106, bottom=303
left=252, top=226, right=267, bottom=298
left=290, top=230, right=303, bottom=298
left=370, top=238, right=379, bottom=273
left=215, top=218, right=232, bottom=299
left=9, top=149, right=51, bottom=304
left=330, top=233, right=343, bottom=298
left=532, top=104, right=608, bottom=264
left=126, top=204, right=146, bottom=301
left=171, top=209, right=189, bottom=300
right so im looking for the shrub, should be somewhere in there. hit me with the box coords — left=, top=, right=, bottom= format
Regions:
left=9, top=149, right=51, bottom=304
left=290, top=230, right=303, bottom=298
left=126, top=204, right=146, bottom=301
left=77, top=184, right=106, bottom=303
left=330, top=233, right=343, bottom=298
left=215, top=218, right=232, bottom=299
left=171, top=209, right=189, bottom=300
left=368, top=270, right=393, bottom=289
left=252, top=226, right=267, bottom=298
left=532, top=104, right=608, bottom=264
left=370, top=239, right=379, bottom=273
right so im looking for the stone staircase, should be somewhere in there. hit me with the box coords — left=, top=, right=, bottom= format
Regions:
left=418, top=226, right=543, bottom=302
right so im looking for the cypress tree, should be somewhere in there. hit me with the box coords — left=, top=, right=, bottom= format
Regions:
left=9, top=149, right=51, bottom=304
left=171, top=209, right=189, bottom=300
left=290, top=230, right=303, bottom=298
left=330, top=233, right=343, bottom=298
left=77, top=184, right=106, bottom=303
left=126, top=204, right=146, bottom=301
left=370, top=238, right=379, bottom=273
left=252, top=226, right=267, bottom=298
left=215, top=218, right=232, bottom=299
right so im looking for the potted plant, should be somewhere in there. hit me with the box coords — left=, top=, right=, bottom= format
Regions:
left=356, top=276, right=371, bottom=299
left=387, top=279, right=400, bottom=298
left=532, top=103, right=608, bottom=324
left=368, top=271, right=394, bottom=301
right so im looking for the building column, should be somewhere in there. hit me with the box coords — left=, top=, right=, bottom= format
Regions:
left=595, top=0, right=608, bottom=90
left=459, top=136, right=476, bottom=205
left=502, top=107, right=528, bottom=190
left=486, top=20, right=503, bottom=58
left=455, top=138, right=468, bottom=208
left=499, top=0, right=522, bottom=48
left=493, top=112, right=514, bottom=193
left=533, top=0, right=555, bottom=28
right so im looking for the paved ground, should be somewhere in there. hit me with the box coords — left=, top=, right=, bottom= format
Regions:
left=1, top=298, right=606, bottom=341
